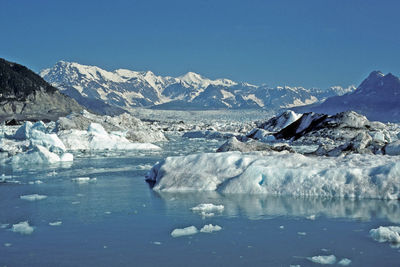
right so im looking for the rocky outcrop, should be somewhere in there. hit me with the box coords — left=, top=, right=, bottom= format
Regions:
left=0, top=58, right=83, bottom=122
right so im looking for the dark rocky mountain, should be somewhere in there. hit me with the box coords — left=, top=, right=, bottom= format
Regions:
left=0, top=58, right=84, bottom=123
left=294, top=71, right=400, bottom=122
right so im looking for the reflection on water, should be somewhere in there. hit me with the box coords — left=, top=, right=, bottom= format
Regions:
left=156, top=191, right=400, bottom=223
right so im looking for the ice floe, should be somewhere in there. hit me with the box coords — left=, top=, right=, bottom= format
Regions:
left=71, top=177, right=97, bottom=183
left=20, top=194, right=47, bottom=201
left=338, top=258, right=352, bottom=266
left=146, top=151, right=400, bottom=199
left=171, top=226, right=198, bottom=237
left=191, top=203, right=224, bottom=213
left=307, top=255, right=336, bottom=265
left=49, top=221, right=62, bottom=226
left=200, top=224, right=222, bottom=233
left=11, top=221, right=34, bottom=235
left=369, top=226, right=400, bottom=245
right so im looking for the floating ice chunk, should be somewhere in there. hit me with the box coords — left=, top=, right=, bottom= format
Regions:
left=49, top=221, right=62, bottom=226
left=191, top=203, right=224, bottom=213
left=13, top=121, right=33, bottom=140
left=338, top=258, right=352, bottom=266
left=20, top=194, right=47, bottom=201
left=306, top=215, right=316, bottom=220
left=307, top=255, right=336, bottom=265
left=60, top=153, right=73, bottom=162
left=385, top=140, right=400, bottom=156
left=0, top=223, right=9, bottom=229
left=30, top=130, right=66, bottom=153
left=200, top=224, right=222, bottom=233
left=88, top=123, right=109, bottom=136
left=11, top=221, right=34, bottom=235
left=297, top=232, right=307, bottom=236
left=11, top=145, right=61, bottom=164
left=171, top=226, right=198, bottom=237
left=153, top=241, right=162, bottom=245
left=147, top=151, right=400, bottom=199
left=4, top=243, right=12, bottom=247
left=71, top=177, right=97, bottom=183
left=28, top=180, right=43, bottom=185
left=369, top=226, right=400, bottom=244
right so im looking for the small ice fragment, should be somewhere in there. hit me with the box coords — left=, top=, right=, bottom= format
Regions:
left=279, top=225, right=284, bottom=229
left=4, top=243, right=12, bottom=247
left=297, top=232, right=307, bottom=236
left=49, top=221, right=62, bottom=226
left=338, top=258, right=352, bottom=266
left=11, top=221, right=34, bottom=235
left=306, top=214, right=316, bottom=220
left=289, top=265, right=301, bottom=267
left=104, top=211, right=111, bottom=214
left=20, top=194, right=47, bottom=201
left=0, top=223, right=9, bottom=229
left=200, top=224, right=222, bottom=233
left=153, top=241, right=162, bottom=245
left=307, top=255, right=336, bottom=265
left=71, top=177, right=96, bottom=183
left=171, top=226, right=198, bottom=237
left=191, top=203, right=224, bottom=213
left=71, top=201, right=80, bottom=205
left=28, top=180, right=43, bottom=185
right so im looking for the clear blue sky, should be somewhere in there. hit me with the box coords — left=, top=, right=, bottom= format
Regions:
left=1, top=0, right=399, bottom=88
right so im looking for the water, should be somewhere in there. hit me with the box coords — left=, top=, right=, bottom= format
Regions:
left=1, top=137, right=399, bottom=266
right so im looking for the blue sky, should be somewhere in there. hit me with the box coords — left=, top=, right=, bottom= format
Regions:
left=1, top=0, right=399, bottom=88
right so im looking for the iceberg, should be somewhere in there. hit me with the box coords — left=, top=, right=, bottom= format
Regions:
left=170, top=226, right=198, bottom=237
left=369, top=226, right=400, bottom=245
left=146, top=151, right=400, bottom=199
left=307, top=255, right=336, bottom=265
left=11, top=221, right=34, bottom=235
left=20, top=194, right=47, bottom=201
left=200, top=224, right=222, bottom=233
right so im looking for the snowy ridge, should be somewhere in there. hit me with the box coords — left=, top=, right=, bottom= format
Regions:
left=40, top=61, right=354, bottom=113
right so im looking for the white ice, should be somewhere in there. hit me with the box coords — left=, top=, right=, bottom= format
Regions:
left=170, top=226, right=198, bottom=237
left=20, top=194, right=47, bottom=201
left=369, top=226, right=400, bottom=244
left=11, top=221, right=34, bottom=235
left=307, top=255, right=336, bottom=265
left=71, top=177, right=97, bottom=183
left=191, top=203, right=224, bottom=213
left=49, top=221, right=62, bottom=226
left=200, top=224, right=222, bottom=233
left=147, top=151, right=400, bottom=199
left=338, top=258, right=352, bottom=266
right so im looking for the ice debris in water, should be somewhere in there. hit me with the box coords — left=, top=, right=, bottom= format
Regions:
left=20, top=194, right=47, bottom=201
left=369, top=226, right=400, bottom=245
left=11, top=221, right=34, bottom=235
left=307, top=255, right=337, bottom=265
left=191, top=203, right=224, bottom=212
left=338, top=258, right=352, bottom=266
left=49, top=221, right=62, bottom=226
left=200, top=224, right=222, bottom=233
left=71, top=177, right=97, bottom=183
left=171, top=226, right=198, bottom=237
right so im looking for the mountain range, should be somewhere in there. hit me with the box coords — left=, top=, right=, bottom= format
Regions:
left=0, top=58, right=83, bottom=123
left=40, top=61, right=355, bottom=114
left=295, top=71, right=400, bottom=122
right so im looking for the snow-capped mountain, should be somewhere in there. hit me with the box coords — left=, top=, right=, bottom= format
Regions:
left=294, top=71, right=400, bottom=122
left=40, top=61, right=354, bottom=114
